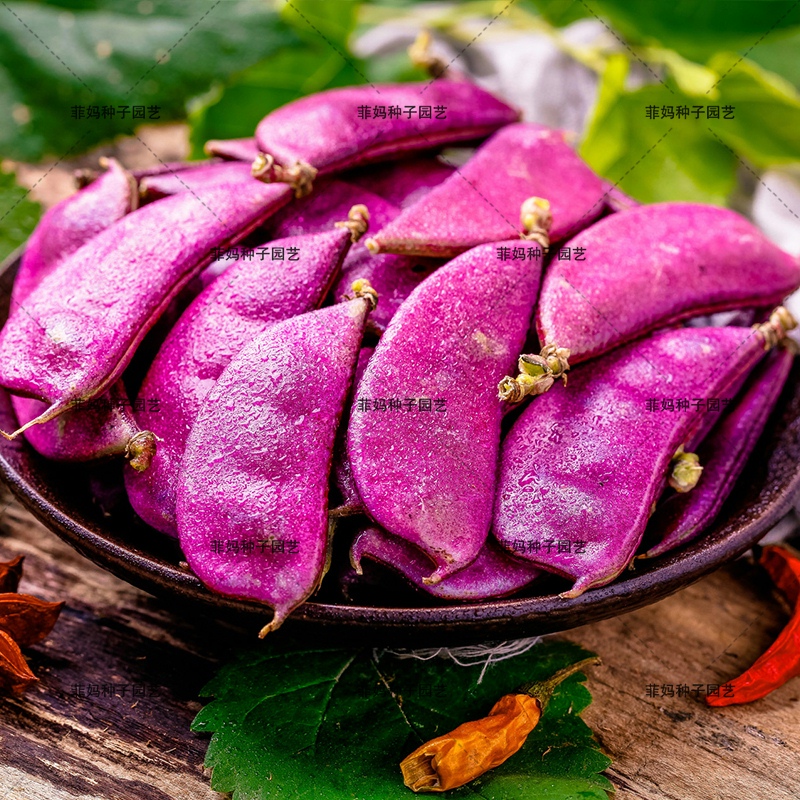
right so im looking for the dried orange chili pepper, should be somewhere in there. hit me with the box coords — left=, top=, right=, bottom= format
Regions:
left=707, top=544, right=800, bottom=707
left=400, top=656, right=600, bottom=793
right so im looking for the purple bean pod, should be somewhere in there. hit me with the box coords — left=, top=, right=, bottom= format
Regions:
left=252, top=81, right=519, bottom=196
left=0, top=181, right=293, bottom=437
left=126, top=207, right=368, bottom=535
left=351, top=526, right=542, bottom=601
left=493, top=315, right=794, bottom=597
left=204, top=138, right=259, bottom=162
left=138, top=161, right=255, bottom=201
left=365, top=123, right=607, bottom=257
left=270, top=180, right=441, bottom=331
left=344, top=155, right=456, bottom=208
left=177, top=291, right=375, bottom=635
left=348, top=200, right=552, bottom=581
left=536, top=202, right=800, bottom=366
left=645, top=345, right=796, bottom=558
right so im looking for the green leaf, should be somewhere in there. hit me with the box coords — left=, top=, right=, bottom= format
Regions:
left=0, top=170, right=41, bottom=263
left=193, top=638, right=612, bottom=800
left=706, top=52, right=800, bottom=168
left=579, top=54, right=738, bottom=204
left=0, top=0, right=294, bottom=161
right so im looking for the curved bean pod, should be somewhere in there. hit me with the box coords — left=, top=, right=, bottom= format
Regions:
left=177, top=291, right=375, bottom=635
left=345, top=155, right=456, bottom=208
left=138, top=161, right=254, bottom=201
left=351, top=527, right=542, bottom=601
left=365, top=123, right=607, bottom=257
left=0, top=181, right=293, bottom=437
left=270, top=180, right=440, bottom=331
left=348, top=200, right=551, bottom=581
left=203, top=137, right=259, bottom=162
left=645, top=345, right=795, bottom=558
left=536, top=202, right=800, bottom=366
left=126, top=209, right=367, bottom=535
left=12, top=158, right=136, bottom=309
left=252, top=81, right=519, bottom=196
left=493, top=318, right=793, bottom=597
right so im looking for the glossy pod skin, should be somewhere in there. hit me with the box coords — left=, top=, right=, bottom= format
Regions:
left=138, top=161, right=254, bottom=201
left=204, top=137, right=259, bottom=162
left=12, top=158, right=136, bottom=310
left=536, top=202, right=800, bottom=366
left=177, top=295, right=373, bottom=636
left=252, top=81, right=519, bottom=195
left=493, top=323, right=788, bottom=597
left=0, top=181, right=293, bottom=437
left=365, top=124, right=607, bottom=257
left=351, top=527, right=542, bottom=601
left=348, top=204, right=550, bottom=581
left=126, top=212, right=366, bottom=535
left=345, top=155, right=456, bottom=208
left=645, top=346, right=795, bottom=558
left=270, top=180, right=439, bottom=331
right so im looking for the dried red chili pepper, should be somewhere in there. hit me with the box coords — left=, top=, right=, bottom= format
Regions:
left=0, top=630, right=38, bottom=695
left=0, top=556, right=23, bottom=593
left=0, top=594, right=64, bottom=647
left=400, top=657, right=600, bottom=792
left=707, top=544, right=800, bottom=707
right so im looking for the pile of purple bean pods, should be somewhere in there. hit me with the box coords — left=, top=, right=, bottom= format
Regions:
left=2, top=68, right=799, bottom=636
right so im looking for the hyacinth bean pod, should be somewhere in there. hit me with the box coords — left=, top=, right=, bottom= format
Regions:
left=348, top=199, right=551, bottom=581
left=270, top=180, right=440, bottom=331
left=12, top=384, right=155, bottom=469
left=365, top=124, right=607, bottom=257
left=331, top=346, right=374, bottom=512
left=138, top=161, right=254, bottom=201
left=0, top=181, right=293, bottom=437
left=177, top=291, right=375, bottom=636
left=11, top=159, right=157, bottom=468
left=645, top=346, right=795, bottom=558
left=345, top=155, right=456, bottom=208
left=126, top=207, right=368, bottom=535
left=536, top=203, right=800, bottom=367
left=204, top=138, right=259, bottom=162
left=252, top=81, right=519, bottom=196
left=351, top=527, right=542, bottom=601
left=12, top=158, right=136, bottom=309
left=493, top=317, right=794, bottom=597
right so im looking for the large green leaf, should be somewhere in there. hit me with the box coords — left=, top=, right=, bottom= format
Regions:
left=579, top=55, right=737, bottom=204
left=0, top=171, right=41, bottom=263
left=0, top=0, right=294, bottom=161
left=192, top=638, right=612, bottom=799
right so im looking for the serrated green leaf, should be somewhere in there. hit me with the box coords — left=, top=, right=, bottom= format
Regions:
left=193, top=638, right=612, bottom=800
left=0, top=0, right=294, bottom=161
left=0, top=170, right=41, bottom=263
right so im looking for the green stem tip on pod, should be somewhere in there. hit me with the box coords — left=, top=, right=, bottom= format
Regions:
left=755, top=305, right=797, bottom=350
left=497, top=197, right=568, bottom=403
left=498, top=345, right=571, bottom=403
left=344, top=278, right=379, bottom=310
left=251, top=153, right=318, bottom=198
left=125, top=430, right=159, bottom=473
left=668, top=446, right=703, bottom=493
left=333, top=204, right=370, bottom=243
left=407, top=29, right=449, bottom=78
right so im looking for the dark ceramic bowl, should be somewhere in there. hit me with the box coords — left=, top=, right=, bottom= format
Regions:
left=1, top=250, right=799, bottom=645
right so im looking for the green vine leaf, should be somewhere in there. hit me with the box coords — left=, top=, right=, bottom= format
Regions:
left=192, top=638, right=612, bottom=800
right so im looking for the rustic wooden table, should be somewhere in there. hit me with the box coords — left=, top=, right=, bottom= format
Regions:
left=3, top=129, right=800, bottom=800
